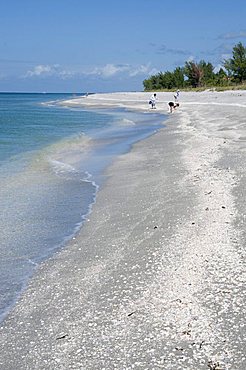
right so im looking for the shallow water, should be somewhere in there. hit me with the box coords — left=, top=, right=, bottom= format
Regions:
left=0, top=93, right=166, bottom=321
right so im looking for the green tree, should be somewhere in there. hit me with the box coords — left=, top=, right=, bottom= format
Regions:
left=199, top=61, right=215, bottom=85
left=184, top=61, right=204, bottom=87
left=214, top=68, right=228, bottom=86
left=162, top=71, right=175, bottom=89
left=143, top=74, right=159, bottom=90
left=172, top=67, right=185, bottom=88
left=223, top=42, right=246, bottom=83
left=143, top=42, right=246, bottom=90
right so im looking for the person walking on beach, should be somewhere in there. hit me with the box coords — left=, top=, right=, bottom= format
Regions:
left=174, top=89, right=180, bottom=101
left=149, top=93, right=157, bottom=109
left=168, top=101, right=179, bottom=113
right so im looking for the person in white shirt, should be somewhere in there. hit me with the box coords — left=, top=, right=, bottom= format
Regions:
left=149, top=93, right=157, bottom=109
left=174, top=90, right=180, bottom=101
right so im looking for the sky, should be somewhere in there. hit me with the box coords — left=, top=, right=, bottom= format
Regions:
left=0, top=0, right=246, bottom=93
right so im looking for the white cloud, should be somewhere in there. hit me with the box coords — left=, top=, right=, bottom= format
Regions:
left=219, top=31, right=246, bottom=40
left=23, top=64, right=78, bottom=80
left=23, top=63, right=155, bottom=80
left=102, top=64, right=129, bottom=77
left=148, top=68, right=159, bottom=76
left=129, top=64, right=150, bottom=77
left=84, top=63, right=154, bottom=78
left=187, top=55, right=195, bottom=62
left=87, top=64, right=130, bottom=77
left=24, top=64, right=58, bottom=77
left=59, top=70, right=76, bottom=80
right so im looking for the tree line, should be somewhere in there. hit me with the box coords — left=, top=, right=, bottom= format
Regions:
left=143, top=42, right=246, bottom=90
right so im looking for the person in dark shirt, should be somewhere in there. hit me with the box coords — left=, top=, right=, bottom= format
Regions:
left=168, top=102, right=179, bottom=113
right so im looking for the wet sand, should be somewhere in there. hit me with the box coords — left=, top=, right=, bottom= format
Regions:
left=0, top=91, right=246, bottom=369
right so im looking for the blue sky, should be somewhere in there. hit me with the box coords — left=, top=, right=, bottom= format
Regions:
left=1, top=0, right=246, bottom=92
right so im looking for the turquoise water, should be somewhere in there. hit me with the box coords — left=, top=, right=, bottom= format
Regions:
left=0, top=93, right=165, bottom=321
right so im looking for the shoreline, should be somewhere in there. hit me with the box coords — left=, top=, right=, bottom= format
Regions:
left=0, top=91, right=246, bottom=369
left=0, top=102, right=166, bottom=324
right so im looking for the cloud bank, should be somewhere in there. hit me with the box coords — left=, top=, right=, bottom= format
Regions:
left=22, top=63, right=156, bottom=80
left=218, top=31, right=246, bottom=40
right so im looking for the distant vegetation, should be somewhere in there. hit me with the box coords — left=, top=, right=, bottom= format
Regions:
left=143, top=42, right=246, bottom=91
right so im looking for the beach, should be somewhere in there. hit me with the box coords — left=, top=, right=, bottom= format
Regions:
left=0, top=90, right=246, bottom=369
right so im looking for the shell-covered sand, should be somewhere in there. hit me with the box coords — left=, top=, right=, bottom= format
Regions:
left=0, top=90, right=246, bottom=369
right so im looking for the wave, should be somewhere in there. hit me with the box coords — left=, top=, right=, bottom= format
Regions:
left=48, top=159, right=94, bottom=183
left=41, top=94, right=87, bottom=108
left=27, top=132, right=93, bottom=175
left=117, top=118, right=136, bottom=126
left=48, top=159, right=79, bottom=176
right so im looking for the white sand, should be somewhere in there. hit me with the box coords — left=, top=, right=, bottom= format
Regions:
left=0, top=90, right=246, bottom=369
left=61, top=89, right=246, bottom=111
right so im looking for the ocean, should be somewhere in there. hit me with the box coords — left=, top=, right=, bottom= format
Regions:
left=0, top=93, right=165, bottom=322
